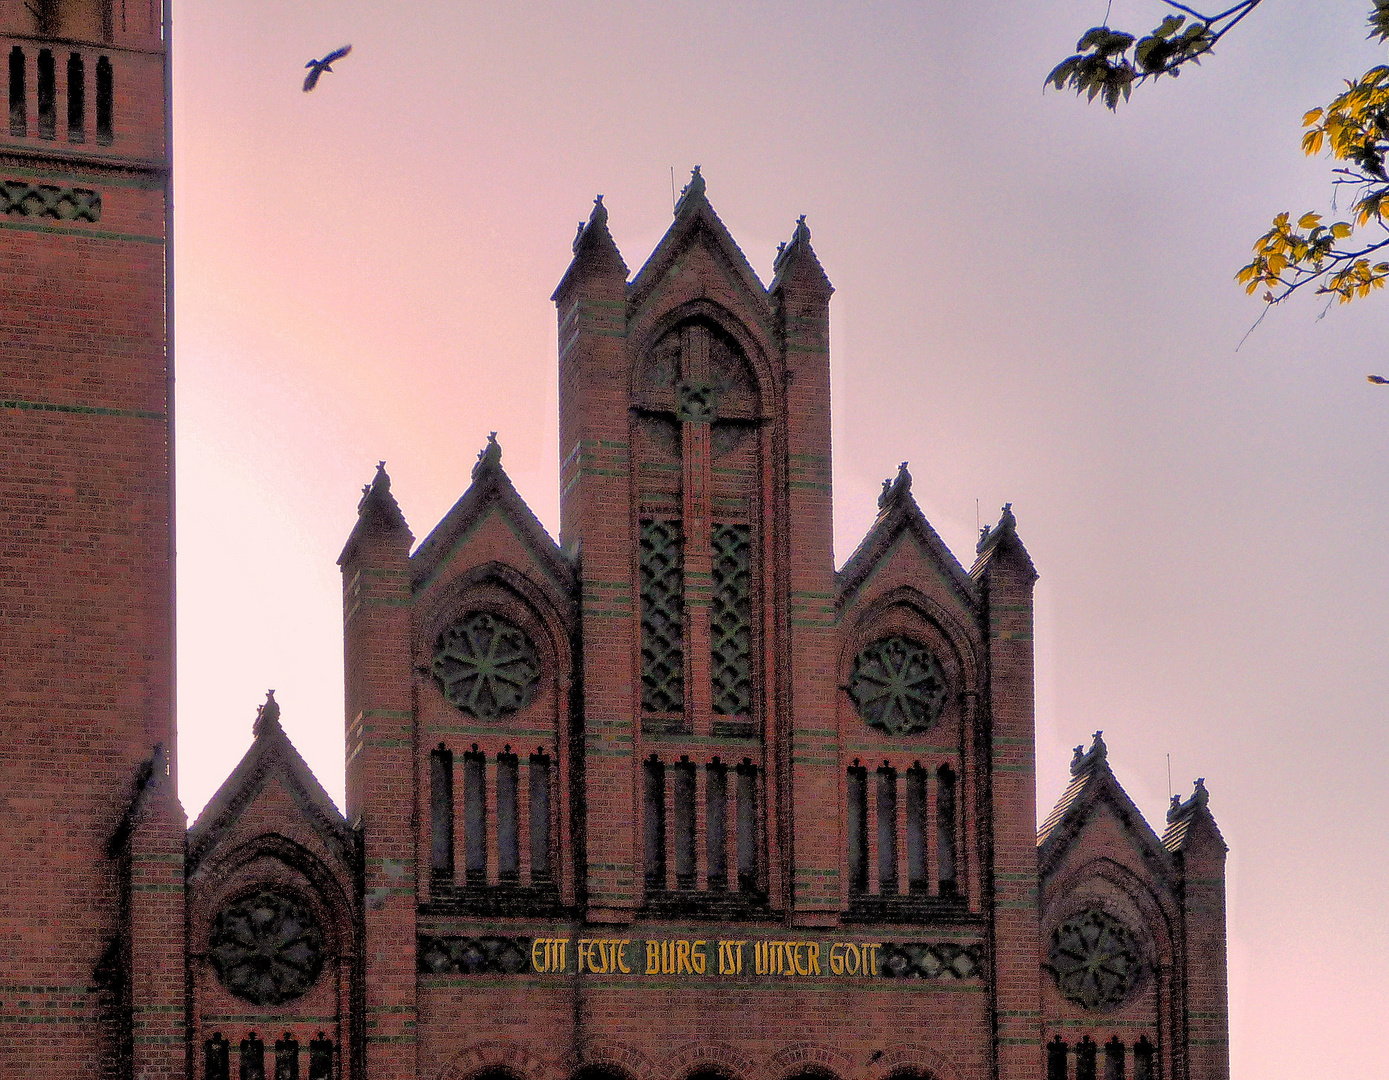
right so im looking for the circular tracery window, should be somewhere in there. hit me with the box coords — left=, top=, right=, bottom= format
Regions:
left=431, top=611, right=541, bottom=720
left=847, top=636, right=949, bottom=734
left=208, top=889, right=324, bottom=1006
left=1046, top=909, right=1145, bottom=1010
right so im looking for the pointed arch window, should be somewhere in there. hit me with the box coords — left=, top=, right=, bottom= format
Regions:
left=634, top=318, right=761, bottom=731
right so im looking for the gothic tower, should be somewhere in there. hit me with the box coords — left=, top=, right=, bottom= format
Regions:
left=0, top=0, right=179, bottom=1077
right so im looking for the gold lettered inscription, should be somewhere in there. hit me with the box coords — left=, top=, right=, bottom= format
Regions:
left=576, top=939, right=632, bottom=974
left=828, top=942, right=881, bottom=976
left=528, top=937, right=882, bottom=978
left=530, top=938, right=569, bottom=974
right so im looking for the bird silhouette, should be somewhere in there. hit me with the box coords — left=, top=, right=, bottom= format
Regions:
left=1369, top=374, right=1388, bottom=384
left=302, top=45, right=352, bottom=92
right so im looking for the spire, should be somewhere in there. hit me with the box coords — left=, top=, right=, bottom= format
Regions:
left=1070, top=730, right=1108, bottom=776
left=1167, top=776, right=1210, bottom=822
left=877, top=461, right=912, bottom=510
left=771, top=213, right=833, bottom=296
left=552, top=194, right=628, bottom=301
left=252, top=690, right=281, bottom=738
left=977, top=502, right=1017, bottom=555
left=471, top=432, right=502, bottom=480
left=338, top=461, right=413, bottom=565
left=673, top=165, right=707, bottom=218
left=357, top=461, right=408, bottom=530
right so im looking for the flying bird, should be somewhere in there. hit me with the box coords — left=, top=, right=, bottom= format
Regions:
left=1369, top=374, right=1389, bottom=384
left=302, top=45, right=352, bottom=92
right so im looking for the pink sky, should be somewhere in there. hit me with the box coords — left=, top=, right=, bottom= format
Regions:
left=170, top=2, right=1388, bottom=1075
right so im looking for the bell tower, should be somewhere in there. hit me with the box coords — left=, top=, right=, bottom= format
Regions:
left=0, top=0, right=177, bottom=1077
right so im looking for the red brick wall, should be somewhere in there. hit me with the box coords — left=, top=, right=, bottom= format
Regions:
left=0, top=18, right=171, bottom=1079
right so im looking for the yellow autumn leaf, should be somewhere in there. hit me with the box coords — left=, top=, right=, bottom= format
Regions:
left=1331, top=222, right=1352, bottom=239
left=1298, top=212, right=1321, bottom=230
left=1303, top=107, right=1324, bottom=126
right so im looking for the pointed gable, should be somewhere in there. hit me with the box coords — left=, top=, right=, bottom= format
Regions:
left=837, top=463, right=978, bottom=613
left=410, top=433, right=574, bottom=597
left=971, top=501, right=1037, bottom=582
left=1162, top=778, right=1228, bottom=855
left=627, top=167, right=775, bottom=330
left=551, top=193, right=629, bottom=303
left=188, top=692, right=354, bottom=874
left=1037, top=731, right=1171, bottom=881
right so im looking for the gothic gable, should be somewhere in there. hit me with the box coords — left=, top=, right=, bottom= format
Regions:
left=627, top=168, right=776, bottom=343
left=410, top=434, right=573, bottom=600
left=1037, top=733, right=1171, bottom=886
left=837, top=464, right=980, bottom=618
left=187, top=693, right=354, bottom=876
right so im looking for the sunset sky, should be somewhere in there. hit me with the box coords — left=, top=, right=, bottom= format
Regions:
left=170, top=2, right=1388, bottom=1074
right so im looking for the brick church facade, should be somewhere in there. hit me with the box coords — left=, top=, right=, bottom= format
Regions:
left=0, top=6, right=1229, bottom=1080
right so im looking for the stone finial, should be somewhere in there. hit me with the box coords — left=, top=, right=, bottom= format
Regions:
left=253, top=690, right=281, bottom=737
left=1167, top=777, right=1211, bottom=822
left=673, top=166, right=707, bottom=217
left=976, top=501, right=1018, bottom=554
left=682, top=165, right=705, bottom=200
left=877, top=461, right=912, bottom=509
left=1069, top=730, right=1107, bottom=776
left=572, top=195, right=608, bottom=253
left=472, top=432, right=502, bottom=479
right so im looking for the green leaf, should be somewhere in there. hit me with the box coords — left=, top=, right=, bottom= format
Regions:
left=1153, top=14, right=1185, bottom=40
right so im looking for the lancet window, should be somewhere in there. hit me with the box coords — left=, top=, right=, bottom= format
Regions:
left=846, top=758, right=962, bottom=902
left=428, top=742, right=554, bottom=893
left=642, top=752, right=760, bottom=896
left=633, top=317, right=762, bottom=734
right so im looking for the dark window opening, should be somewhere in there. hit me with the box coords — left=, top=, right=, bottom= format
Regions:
left=240, top=1032, right=266, bottom=1080
left=95, top=56, right=113, bottom=144
left=673, top=756, right=696, bottom=888
left=1103, top=1038, right=1125, bottom=1080
left=937, top=762, right=958, bottom=894
left=205, top=1033, right=230, bottom=1080
left=307, top=1035, right=332, bottom=1080
left=8, top=47, right=24, bottom=137
left=1132, top=1038, right=1154, bottom=1080
left=876, top=763, right=897, bottom=891
left=1076, top=1037, right=1098, bottom=1080
left=710, top=521, right=752, bottom=715
left=905, top=763, right=928, bottom=891
left=705, top=759, right=727, bottom=889
left=643, top=755, right=666, bottom=889
left=463, top=746, right=486, bottom=883
left=429, top=744, right=454, bottom=880
left=496, top=748, right=519, bottom=881
left=529, top=750, right=552, bottom=881
left=66, top=52, right=84, bottom=142
left=847, top=762, right=868, bottom=893
left=274, top=1034, right=298, bottom=1080
left=100, top=0, right=114, bottom=41
left=1047, top=1037, right=1069, bottom=1080
left=639, top=519, right=684, bottom=713
left=735, top=758, right=758, bottom=892
left=36, top=49, right=55, bottom=139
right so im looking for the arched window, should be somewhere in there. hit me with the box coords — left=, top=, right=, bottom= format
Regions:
left=633, top=317, right=762, bottom=734
left=8, top=47, right=24, bottom=137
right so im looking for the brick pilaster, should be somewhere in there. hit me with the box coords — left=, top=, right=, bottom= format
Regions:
left=769, top=219, right=837, bottom=920
left=976, top=512, right=1042, bottom=1080
left=552, top=197, right=634, bottom=919
left=340, top=466, right=416, bottom=1080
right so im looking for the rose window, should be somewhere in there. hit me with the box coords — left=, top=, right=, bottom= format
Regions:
left=431, top=611, right=541, bottom=720
left=1046, top=909, right=1145, bottom=1010
left=208, top=889, right=324, bottom=1006
left=847, top=636, right=949, bottom=734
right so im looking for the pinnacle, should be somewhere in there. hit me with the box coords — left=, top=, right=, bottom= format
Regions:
left=253, top=689, right=281, bottom=737
left=471, top=431, right=503, bottom=479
